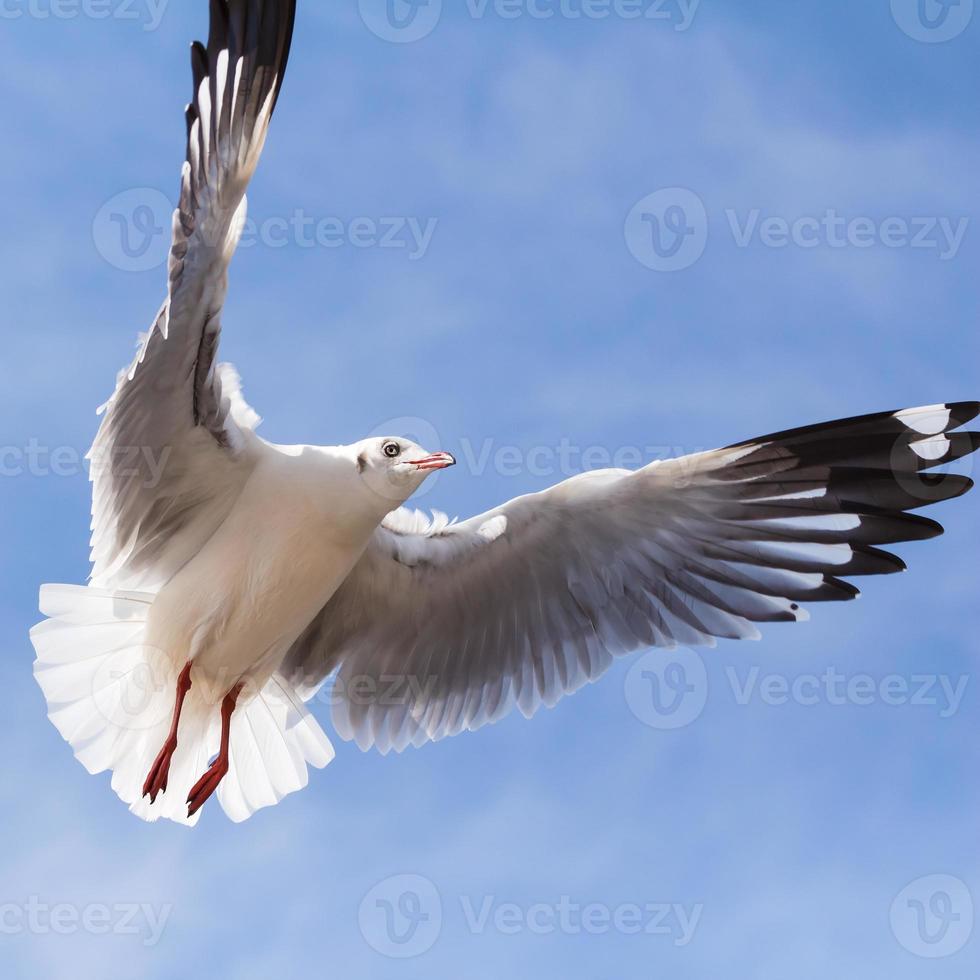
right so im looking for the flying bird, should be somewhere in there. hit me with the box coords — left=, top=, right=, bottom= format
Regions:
left=31, top=0, right=979, bottom=825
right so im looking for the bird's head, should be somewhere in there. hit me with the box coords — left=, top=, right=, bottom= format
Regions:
left=353, top=436, right=456, bottom=505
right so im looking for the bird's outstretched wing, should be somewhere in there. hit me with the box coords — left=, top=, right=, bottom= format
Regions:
left=90, top=0, right=296, bottom=590
left=281, top=402, right=979, bottom=754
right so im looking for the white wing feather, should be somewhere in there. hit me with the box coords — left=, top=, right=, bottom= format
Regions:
left=89, top=1, right=295, bottom=591
left=281, top=403, right=980, bottom=754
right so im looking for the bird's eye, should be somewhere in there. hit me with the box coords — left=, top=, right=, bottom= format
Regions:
left=383, top=442, right=401, bottom=459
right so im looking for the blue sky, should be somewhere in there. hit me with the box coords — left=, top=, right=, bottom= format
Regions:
left=1, top=1, right=979, bottom=976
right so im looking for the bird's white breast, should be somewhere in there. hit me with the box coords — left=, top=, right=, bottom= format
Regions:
left=145, top=445, right=374, bottom=701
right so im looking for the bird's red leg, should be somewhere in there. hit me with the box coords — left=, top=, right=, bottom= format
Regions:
left=186, top=682, right=244, bottom=819
left=142, top=662, right=194, bottom=803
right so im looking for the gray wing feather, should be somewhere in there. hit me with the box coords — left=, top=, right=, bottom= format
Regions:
left=280, top=403, right=979, bottom=754
left=90, top=1, right=296, bottom=590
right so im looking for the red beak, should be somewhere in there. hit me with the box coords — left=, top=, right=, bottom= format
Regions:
left=409, top=452, right=457, bottom=472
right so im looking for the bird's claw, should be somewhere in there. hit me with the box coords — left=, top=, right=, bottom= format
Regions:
left=142, top=739, right=177, bottom=804
left=186, top=759, right=229, bottom=818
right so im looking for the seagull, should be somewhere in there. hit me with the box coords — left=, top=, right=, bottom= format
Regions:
left=32, top=0, right=979, bottom=826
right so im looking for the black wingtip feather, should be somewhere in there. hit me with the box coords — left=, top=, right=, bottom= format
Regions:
left=190, top=40, right=208, bottom=98
left=840, top=546, right=908, bottom=577
left=853, top=510, right=945, bottom=545
left=803, top=577, right=862, bottom=602
left=727, top=401, right=980, bottom=456
left=826, top=576, right=861, bottom=599
left=951, top=431, right=980, bottom=461
left=183, top=0, right=298, bottom=185
left=908, top=472, right=976, bottom=508
left=207, top=0, right=230, bottom=56
left=947, top=401, right=980, bottom=427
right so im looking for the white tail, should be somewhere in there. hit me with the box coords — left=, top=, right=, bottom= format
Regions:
left=31, top=584, right=334, bottom=826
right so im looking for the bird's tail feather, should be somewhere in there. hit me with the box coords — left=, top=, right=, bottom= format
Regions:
left=31, top=584, right=334, bottom=826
